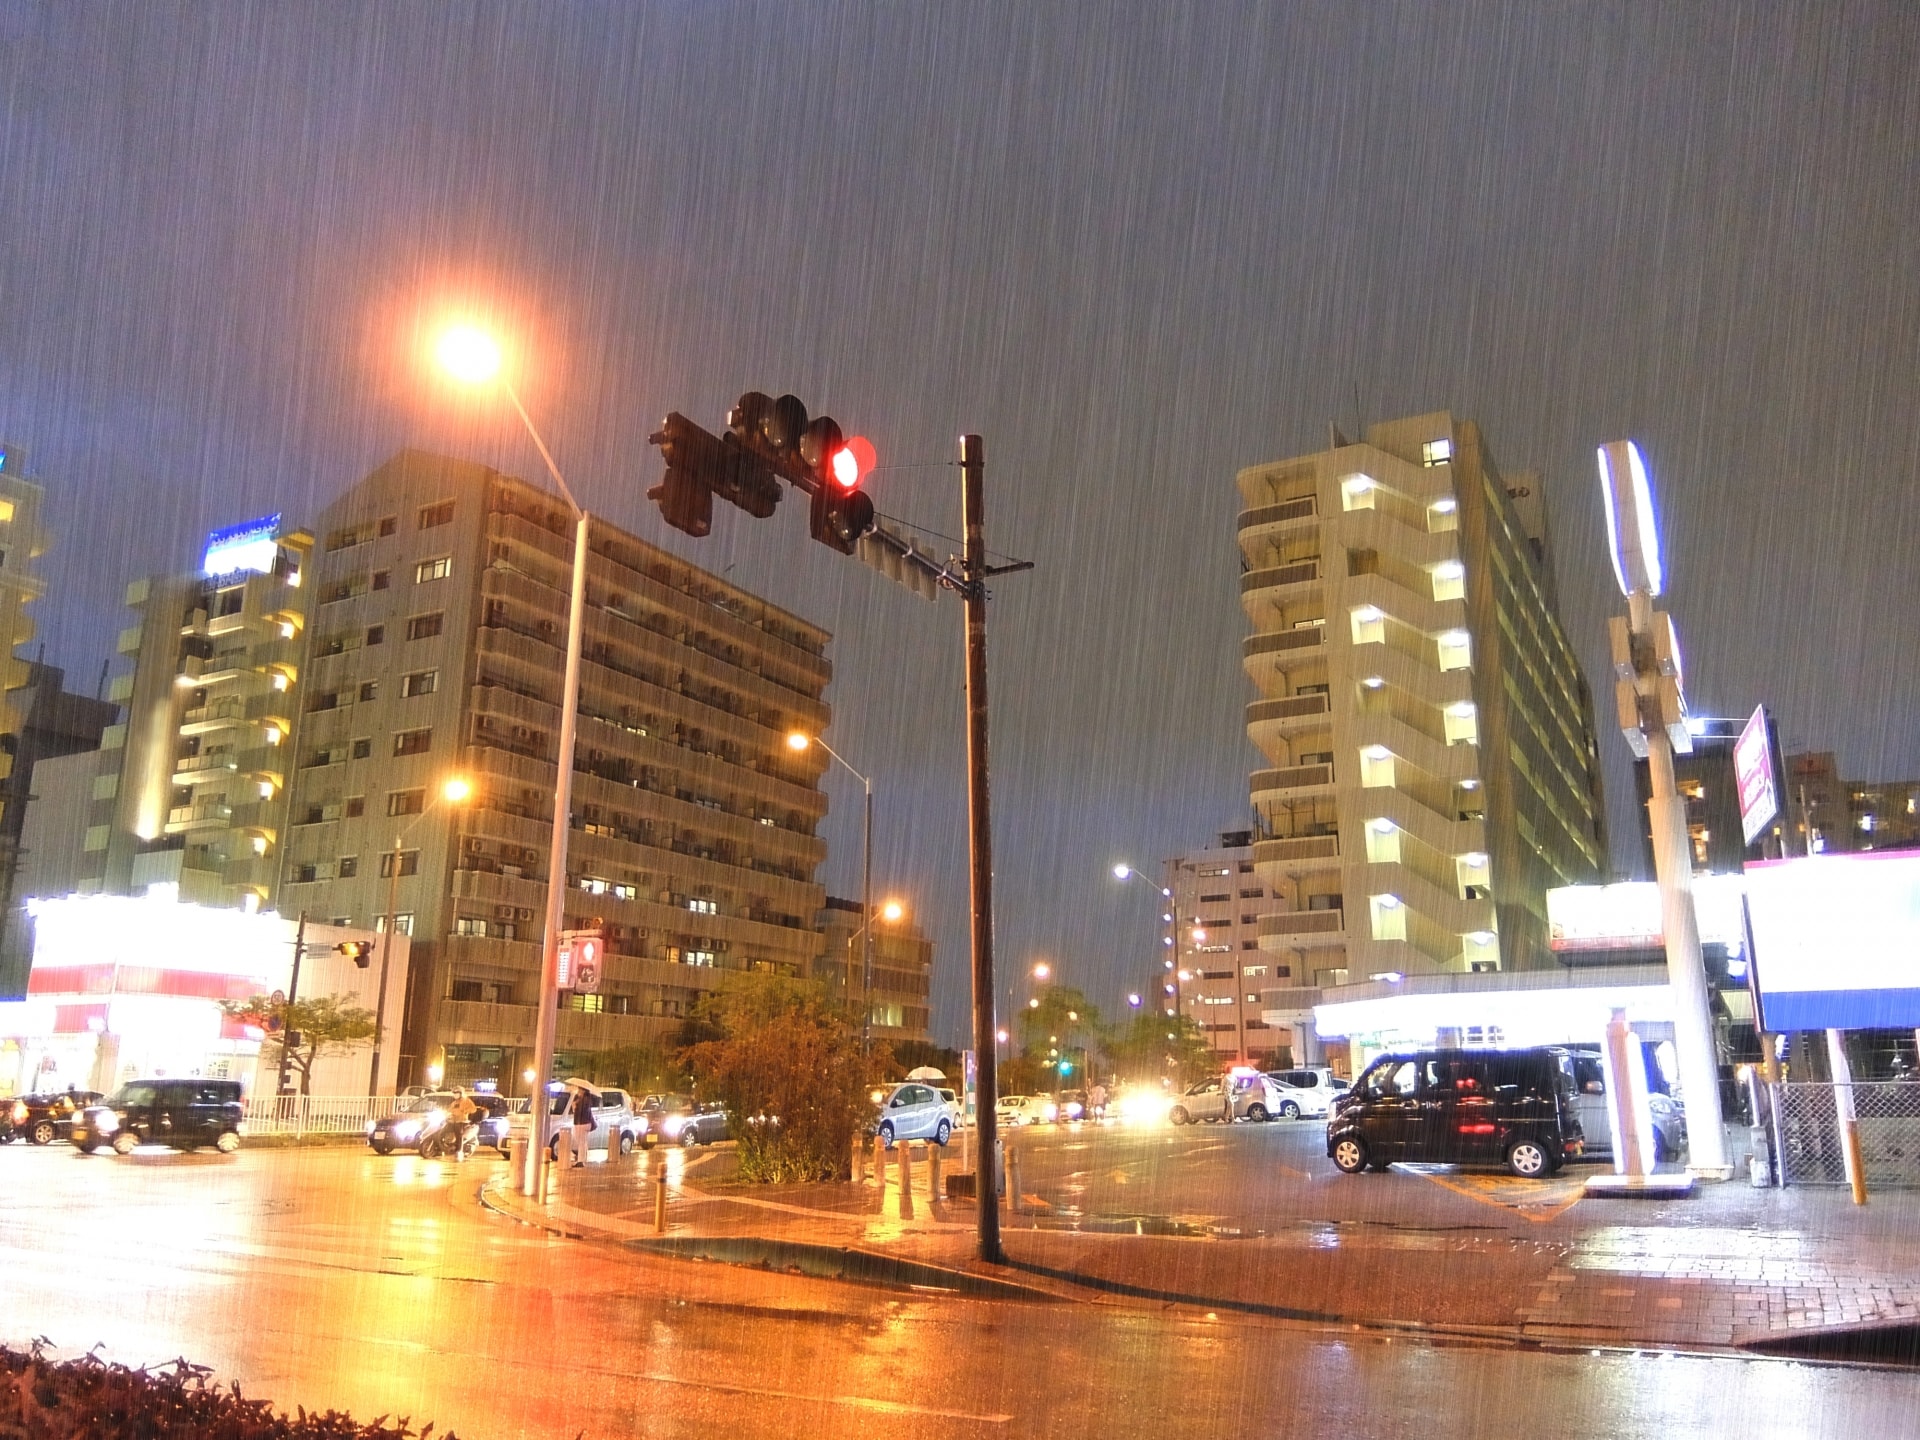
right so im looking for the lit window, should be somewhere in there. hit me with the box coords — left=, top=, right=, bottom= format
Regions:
left=1427, top=497, right=1458, bottom=533
left=1339, top=474, right=1377, bottom=511
left=1421, top=438, right=1453, bottom=467
left=1437, top=629, right=1472, bottom=671
left=1360, top=745, right=1395, bottom=788
left=1364, top=818, right=1400, bottom=864
left=1350, top=605, right=1385, bottom=645
left=688, top=897, right=718, bottom=914
left=415, top=556, right=452, bottom=584
left=0, top=498, right=15, bottom=523
left=1430, top=560, right=1465, bottom=602
left=1443, top=701, right=1478, bottom=746
left=1369, top=893, right=1407, bottom=942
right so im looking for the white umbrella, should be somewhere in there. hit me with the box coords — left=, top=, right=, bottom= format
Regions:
left=563, top=1077, right=603, bottom=1097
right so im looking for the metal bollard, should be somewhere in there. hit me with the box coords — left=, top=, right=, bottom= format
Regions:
left=898, top=1139, right=915, bottom=1219
left=874, top=1133, right=888, bottom=1187
left=1006, top=1143, right=1022, bottom=1215
left=928, top=1136, right=943, bottom=1199
left=851, top=1135, right=866, bottom=1184
left=653, top=1169, right=668, bottom=1233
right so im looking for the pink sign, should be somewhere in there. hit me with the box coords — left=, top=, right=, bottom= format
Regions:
left=1734, top=704, right=1779, bottom=846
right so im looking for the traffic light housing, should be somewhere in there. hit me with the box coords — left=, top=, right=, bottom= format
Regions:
left=647, top=412, right=784, bottom=539
left=337, top=940, right=374, bottom=969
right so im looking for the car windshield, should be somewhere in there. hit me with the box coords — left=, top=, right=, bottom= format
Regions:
left=108, top=1084, right=157, bottom=1108
left=397, top=1095, right=448, bottom=1114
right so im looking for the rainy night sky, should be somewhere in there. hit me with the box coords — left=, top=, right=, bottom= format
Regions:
left=1, top=2, right=1915, bottom=1041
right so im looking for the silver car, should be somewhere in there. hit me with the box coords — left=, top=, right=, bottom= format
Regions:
left=874, top=1082, right=954, bottom=1146
left=538, top=1086, right=644, bottom=1159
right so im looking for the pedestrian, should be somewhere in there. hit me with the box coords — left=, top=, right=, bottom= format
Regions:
left=567, top=1081, right=596, bottom=1167
left=1089, top=1081, right=1108, bottom=1120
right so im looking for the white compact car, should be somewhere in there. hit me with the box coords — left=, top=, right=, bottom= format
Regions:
left=873, top=1082, right=955, bottom=1147
left=1262, top=1068, right=1346, bottom=1119
left=995, top=1093, right=1058, bottom=1126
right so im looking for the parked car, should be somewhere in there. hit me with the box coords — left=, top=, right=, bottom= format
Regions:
left=869, top=1082, right=953, bottom=1147
left=2, top=1089, right=102, bottom=1145
left=71, top=1079, right=244, bottom=1155
left=995, top=1093, right=1058, bottom=1126
left=1263, top=1068, right=1345, bottom=1119
left=1328, top=1048, right=1585, bottom=1178
left=936, top=1088, right=967, bottom=1128
left=645, top=1097, right=730, bottom=1148
left=541, top=1086, right=645, bottom=1158
left=1170, top=1075, right=1281, bottom=1123
left=367, top=1092, right=513, bottom=1156
left=1056, top=1088, right=1090, bottom=1122
left=1559, top=1048, right=1688, bottom=1162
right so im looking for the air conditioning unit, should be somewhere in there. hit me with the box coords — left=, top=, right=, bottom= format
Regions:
left=517, top=907, right=534, bottom=922
left=495, top=905, right=517, bottom=920
left=465, top=836, right=486, bottom=853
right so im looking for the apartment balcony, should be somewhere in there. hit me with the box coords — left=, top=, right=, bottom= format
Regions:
left=1257, top=909, right=1346, bottom=950
left=1239, top=558, right=1322, bottom=597
left=173, top=752, right=241, bottom=786
left=165, top=801, right=233, bottom=834
left=1252, top=832, right=1340, bottom=884
left=1235, top=494, right=1319, bottom=539
left=1246, top=692, right=1331, bottom=756
left=1250, top=762, right=1335, bottom=809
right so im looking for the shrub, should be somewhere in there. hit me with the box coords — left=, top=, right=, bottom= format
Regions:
left=680, top=974, right=890, bottom=1182
left=0, top=1341, right=457, bottom=1437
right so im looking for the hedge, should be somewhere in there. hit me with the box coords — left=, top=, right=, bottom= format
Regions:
left=0, top=1342, right=462, bottom=1438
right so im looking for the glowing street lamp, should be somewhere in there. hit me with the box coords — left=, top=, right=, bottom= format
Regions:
left=1032, top=961, right=1051, bottom=982
left=788, top=730, right=879, bottom=1047
left=436, top=323, right=590, bottom=1199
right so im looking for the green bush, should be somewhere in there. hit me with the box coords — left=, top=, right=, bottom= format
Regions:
left=0, top=1342, right=457, bottom=1437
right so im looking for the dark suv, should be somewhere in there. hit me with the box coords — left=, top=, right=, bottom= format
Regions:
left=72, top=1079, right=245, bottom=1155
left=1328, top=1048, right=1584, bottom=1178
left=3, top=1090, right=101, bottom=1146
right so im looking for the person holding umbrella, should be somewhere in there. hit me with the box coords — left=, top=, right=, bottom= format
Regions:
left=564, top=1078, right=600, bottom=1167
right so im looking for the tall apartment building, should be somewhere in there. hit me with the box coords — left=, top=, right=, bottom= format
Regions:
left=814, top=897, right=933, bottom=1046
left=1165, top=831, right=1290, bottom=1067
left=0, top=447, right=52, bottom=862
left=40, top=514, right=312, bottom=912
left=275, top=451, right=832, bottom=1091
left=1237, top=413, right=1605, bottom=1009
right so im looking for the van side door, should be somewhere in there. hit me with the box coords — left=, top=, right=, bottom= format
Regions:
left=1356, top=1058, right=1420, bottom=1158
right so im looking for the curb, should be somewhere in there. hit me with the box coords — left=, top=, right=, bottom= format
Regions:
left=626, top=1234, right=1062, bottom=1302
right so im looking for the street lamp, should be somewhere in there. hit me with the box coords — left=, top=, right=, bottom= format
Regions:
left=787, top=731, right=876, bottom=1049
left=437, top=323, right=591, bottom=1200
left=369, top=774, right=473, bottom=1094
left=1032, top=961, right=1051, bottom=982
left=1114, top=862, right=1180, bottom=1016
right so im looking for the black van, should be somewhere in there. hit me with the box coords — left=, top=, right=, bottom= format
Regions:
left=1327, top=1048, right=1584, bottom=1178
left=71, top=1079, right=245, bottom=1155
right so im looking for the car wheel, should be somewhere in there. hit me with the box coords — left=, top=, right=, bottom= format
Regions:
left=618, top=1132, right=635, bottom=1155
left=1246, top=1104, right=1270, bottom=1122
left=681, top=1128, right=700, bottom=1148
left=1279, top=1101, right=1301, bottom=1120
left=75, top=1141, right=99, bottom=1155
left=1507, top=1139, right=1552, bottom=1178
left=935, top=1119, right=952, bottom=1146
left=214, top=1130, right=240, bottom=1155
left=549, top=1138, right=563, bottom=1163
left=878, top=1121, right=896, bottom=1148
left=29, top=1120, right=55, bottom=1146
left=111, top=1132, right=138, bottom=1156
left=1331, top=1136, right=1368, bottom=1174
left=1169, top=1106, right=1190, bottom=1126
left=371, top=1141, right=393, bottom=1156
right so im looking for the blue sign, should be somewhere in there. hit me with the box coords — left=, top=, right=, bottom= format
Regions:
left=202, top=513, right=282, bottom=578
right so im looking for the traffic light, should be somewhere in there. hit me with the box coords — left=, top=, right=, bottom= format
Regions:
left=336, top=940, right=374, bottom=969
left=727, top=392, right=876, bottom=554
left=646, top=412, right=784, bottom=538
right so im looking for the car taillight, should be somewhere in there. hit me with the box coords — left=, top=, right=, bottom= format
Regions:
left=8, top=1102, right=23, bottom=1124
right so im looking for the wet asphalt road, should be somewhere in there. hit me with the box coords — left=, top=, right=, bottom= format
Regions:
left=3, top=1142, right=1915, bottom=1438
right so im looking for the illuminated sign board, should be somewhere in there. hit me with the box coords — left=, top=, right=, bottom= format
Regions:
left=1734, top=704, right=1780, bottom=846
left=1745, top=854, right=1920, bottom=1030
left=1547, top=875, right=1748, bottom=952
left=202, top=513, right=282, bottom=578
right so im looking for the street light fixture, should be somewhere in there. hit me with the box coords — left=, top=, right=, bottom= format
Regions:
left=1114, top=862, right=1182, bottom=1016
left=787, top=730, right=877, bottom=1049
left=369, top=774, right=474, bottom=1094
left=436, top=323, right=591, bottom=1201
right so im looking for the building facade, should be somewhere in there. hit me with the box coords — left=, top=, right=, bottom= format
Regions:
left=814, top=897, right=933, bottom=1046
left=1164, top=831, right=1290, bottom=1066
left=274, top=451, right=833, bottom=1091
left=1629, top=714, right=1790, bottom=876
left=1238, top=413, right=1606, bottom=1040
left=1784, top=751, right=1920, bottom=855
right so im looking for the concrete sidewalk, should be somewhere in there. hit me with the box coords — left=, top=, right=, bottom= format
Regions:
left=482, top=1142, right=1920, bottom=1353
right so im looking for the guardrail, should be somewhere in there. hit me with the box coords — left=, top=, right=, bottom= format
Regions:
left=245, top=1094, right=405, bottom=1137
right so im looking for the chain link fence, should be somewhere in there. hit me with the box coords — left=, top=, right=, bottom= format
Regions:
left=1767, top=1081, right=1920, bottom=1187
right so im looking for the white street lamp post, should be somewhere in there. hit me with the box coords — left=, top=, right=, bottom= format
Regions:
left=791, top=733, right=874, bottom=1048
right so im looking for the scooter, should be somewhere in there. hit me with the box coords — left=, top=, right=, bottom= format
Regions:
left=417, top=1109, right=479, bottom=1161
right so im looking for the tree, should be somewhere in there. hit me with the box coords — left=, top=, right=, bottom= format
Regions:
left=1101, top=1011, right=1215, bottom=1088
left=891, top=1039, right=961, bottom=1078
left=678, top=972, right=892, bottom=1182
left=218, top=993, right=375, bottom=1096
left=580, top=1042, right=679, bottom=1095
left=1015, top=984, right=1101, bottom=1086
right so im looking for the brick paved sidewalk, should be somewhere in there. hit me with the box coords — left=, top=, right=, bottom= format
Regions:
left=482, top=1144, right=1920, bottom=1351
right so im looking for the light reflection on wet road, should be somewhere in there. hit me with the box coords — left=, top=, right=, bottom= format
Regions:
left=3, top=1145, right=1914, bottom=1438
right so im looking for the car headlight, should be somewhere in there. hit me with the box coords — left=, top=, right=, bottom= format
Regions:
left=662, top=1116, right=686, bottom=1136
left=95, top=1112, right=119, bottom=1133
left=391, top=1119, right=422, bottom=1139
